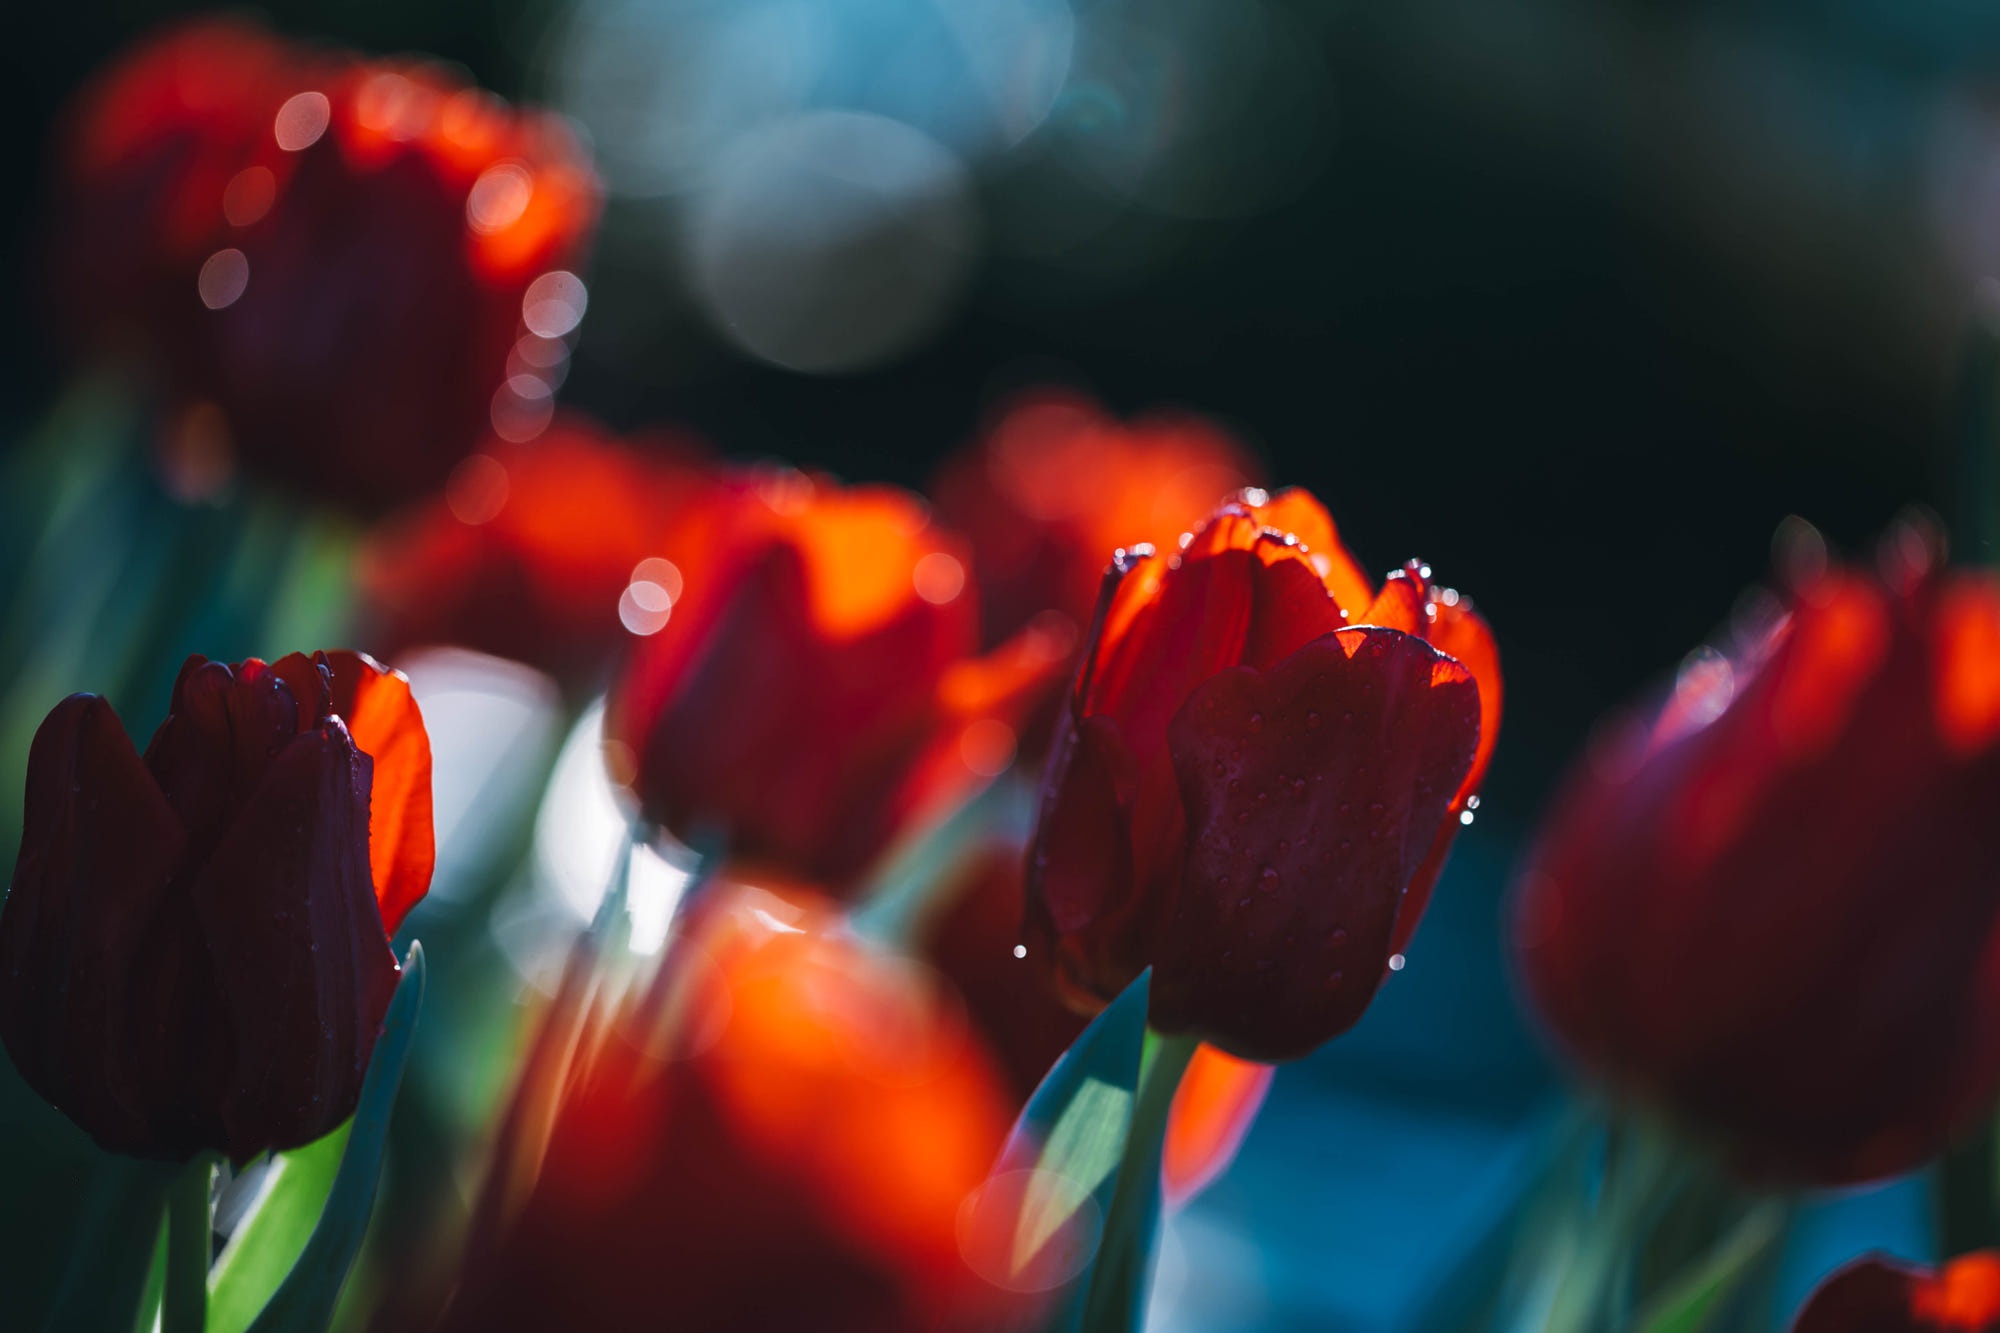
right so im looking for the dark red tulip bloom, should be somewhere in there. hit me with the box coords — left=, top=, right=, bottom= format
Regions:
left=1792, top=1252, right=2000, bottom=1332
left=1512, top=552, right=2000, bottom=1185
left=358, top=415, right=714, bottom=686
left=442, top=884, right=1023, bottom=1333
left=1026, top=488, right=1499, bottom=1062
left=918, top=838, right=1273, bottom=1201
left=0, top=651, right=432, bottom=1162
left=932, top=388, right=1261, bottom=649
left=51, top=19, right=602, bottom=512
left=608, top=471, right=1068, bottom=889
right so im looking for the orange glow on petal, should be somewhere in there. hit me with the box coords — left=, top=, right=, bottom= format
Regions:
left=1935, top=573, right=2000, bottom=757
left=1245, top=488, right=1375, bottom=617
left=781, top=487, right=953, bottom=638
left=1162, top=1046, right=1274, bottom=1203
left=320, top=650, right=433, bottom=934
left=1912, top=1252, right=2000, bottom=1326
left=1425, top=594, right=1502, bottom=800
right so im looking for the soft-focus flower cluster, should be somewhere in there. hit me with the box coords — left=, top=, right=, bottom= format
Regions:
left=440, top=885, right=1027, bottom=1332
left=50, top=18, right=601, bottom=511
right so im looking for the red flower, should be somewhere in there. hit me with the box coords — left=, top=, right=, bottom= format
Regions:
left=0, top=651, right=432, bottom=1162
left=358, top=415, right=714, bottom=687
left=1791, top=1252, right=2000, bottom=1332
left=1026, top=488, right=1499, bottom=1062
left=51, top=19, right=602, bottom=512
left=607, top=471, right=1067, bottom=889
left=441, top=885, right=1023, bottom=1332
left=918, top=839, right=1273, bottom=1201
left=1512, top=552, right=2000, bottom=1185
left=931, top=388, right=1262, bottom=649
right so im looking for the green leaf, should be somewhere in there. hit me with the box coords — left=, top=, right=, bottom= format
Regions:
left=206, top=1124, right=351, bottom=1333
left=243, top=942, right=426, bottom=1333
left=961, top=971, right=1151, bottom=1332
left=1080, top=1031, right=1198, bottom=1333
left=1632, top=1200, right=1790, bottom=1333
left=40, top=1154, right=174, bottom=1333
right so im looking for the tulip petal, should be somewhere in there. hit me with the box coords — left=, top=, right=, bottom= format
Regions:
left=1245, top=488, right=1376, bottom=619
left=1790, top=1251, right=2000, bottom=1333
left=1425, top=593, right=1501, bottom=801
left=1156, top=628, right=1480, bottom=1060
left=0, top=695, right=188, bottom=1155
left=189, top=724, right=399, bottom=1159
left=1026, top=714, right=1143, bottom=1013
left=322, top=651, right=433, bottom=935
left=1161, top=1045, right=1274, bottom=1204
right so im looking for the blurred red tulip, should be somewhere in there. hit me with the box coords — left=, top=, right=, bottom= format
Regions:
left=442, top=884, right=1024, bottom=1332
left=1791, top=1252, right=2000, bottom=1332
left=932, top=388, right=1261, bottom=649
left=1026, top=488, right=1498, bottom=1062
left=358, top=415, right=714, bottom=687
left=0, top=650, right=431, bottom=1161
left=607, top=470, right=1068, bottom=889
left=1512, top=547, right=2000, bottom=1184
left=917, top=839, right=1273, bottom=1203
left=50, top=18, right=602, bottom=512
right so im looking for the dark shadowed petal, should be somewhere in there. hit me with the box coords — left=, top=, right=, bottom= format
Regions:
left=1244, top=488, right=1375, bottom=619
left=1155, top=628, right=1479, bottom=1060
left=322, top=651, right=433, bottom=935
left=0, top=695, right=189, bottom=1155
left=145, top=657, right=302, bottom=853
left=1026, top=714, right=1142, bottom=1014
left=189, top=724, right=398, bottom=1159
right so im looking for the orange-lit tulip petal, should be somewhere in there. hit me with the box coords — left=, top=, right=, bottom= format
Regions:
left=1792, top=1251, right=2000, bottom=1333
left=322, top=651, right=432, bottom=934
left=1162, top=1046, right=1275, bottom=1204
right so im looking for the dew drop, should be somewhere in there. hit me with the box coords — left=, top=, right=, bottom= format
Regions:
left=1292, top=778, right=1308, bottom=795
left=1323, top=970, right=1345, bottom=990
left=1247, top=711, right=1265, bottom=732
left=1305, top=711, right=1322, bottom=729
left=1388, top=953, right=1407, bottom=972
left=1337, top=838, right=1352, bottom=852
left=1237, top=896, right=1252, bottom=911
left=1259, top=866, right=1280, bottom=891
left=1369, top=802, right=1385, bottom=817
left=1329, top=928, right=1348, bottom=949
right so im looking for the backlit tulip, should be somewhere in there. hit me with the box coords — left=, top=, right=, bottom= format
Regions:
left=441, top=885, right=1022, bottom=1332
left=0, top=651, right=431, bottom=1161
left=358, top=416, right=713, bottom=687
left=1026, top=488, right=1499, bottom=1062
left=51, top=20, right=601, bottom=512
left=1511, top=548, right=2000, bottom=1184
left=607, top=471, right=1067, bottom=888
left=1791, top=1252, right=2000, bottom=1332
left=932, top=388, right=1261, bottom=648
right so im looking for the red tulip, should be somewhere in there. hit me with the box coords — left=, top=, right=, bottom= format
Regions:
left=1791, top=1252, right=2000, bottom=1332
left=51, top=19, right=602, bottom=512
left=441, top=884, right=1023, bottom=1332
left=607, top=471, right=1067, bottom=889
left=1512, top=549, right=2000, bottom=1184
left=931, top=388, right=1261, bottom=649
left=1026, top=488, right=1499, bottom=1062
left=0, top=651, right=432, bottom=1161
left=918, top=839, right=1274, bottom=1202
left=358, top=415, right=714, bottom=686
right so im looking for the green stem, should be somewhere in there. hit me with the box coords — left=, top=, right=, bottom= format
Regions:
left=1940, top=1118, right=2000, bottom=1258
left=1081, top=1031, right=1201, bottom=1333
left=164, top=1152, right=218, bottom=1333
left=43, top=1155, right=175, bottom=1332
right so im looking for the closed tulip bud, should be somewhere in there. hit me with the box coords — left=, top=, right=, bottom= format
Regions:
left=1791, top=1252, right=2000, bottom=1333
left=51, top=19, right=602, bottom=512
left=0, top=651, right=432, bottom=1162
left=1026, top=488, right=1500, bottom=1062
left=441, top=885, right=1025, bottom=1332
left=1512, top=548, right=2000, bottom=1184
left=607, top=471, right=1067, bottom=889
